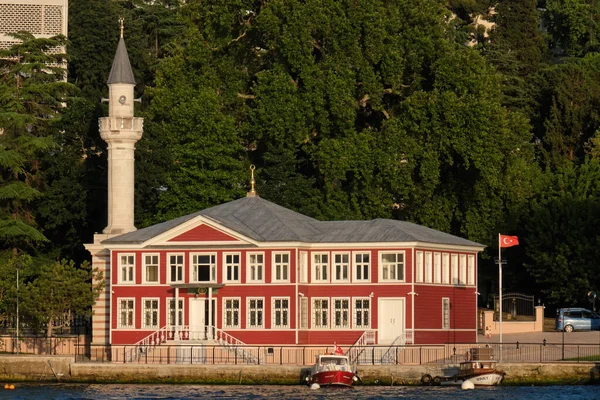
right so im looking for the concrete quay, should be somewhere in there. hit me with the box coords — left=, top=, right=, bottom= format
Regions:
left=1, top=355, right=599, bottom=385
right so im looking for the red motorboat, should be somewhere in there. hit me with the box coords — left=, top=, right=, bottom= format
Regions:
left=306, top=348, right=358, bottom=388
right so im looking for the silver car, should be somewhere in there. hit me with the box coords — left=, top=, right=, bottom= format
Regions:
left=556, top=308, right=600, bottom=332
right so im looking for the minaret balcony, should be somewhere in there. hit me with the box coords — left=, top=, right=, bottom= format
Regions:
left=99, top=117, right=144, bottom=140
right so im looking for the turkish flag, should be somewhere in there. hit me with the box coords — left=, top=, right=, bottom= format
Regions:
left=500, top=235, right=519, bottom=248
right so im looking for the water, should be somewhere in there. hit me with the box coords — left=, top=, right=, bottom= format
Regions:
left=0, top=384, right=597, bottom=400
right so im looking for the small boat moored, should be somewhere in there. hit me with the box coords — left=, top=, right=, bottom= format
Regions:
left=305, top=345, right=358, bottom=388
left=421, top=347, right=505, bottom=386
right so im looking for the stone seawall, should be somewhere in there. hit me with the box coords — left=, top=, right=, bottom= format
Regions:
left=1, top=356, right=599, bottom=385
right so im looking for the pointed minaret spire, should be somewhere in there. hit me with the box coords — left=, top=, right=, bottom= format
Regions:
left=98, top=21, right=143, bottom=234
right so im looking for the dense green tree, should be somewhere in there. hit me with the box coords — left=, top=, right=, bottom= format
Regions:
left=544, top=0, right=600, bottom=57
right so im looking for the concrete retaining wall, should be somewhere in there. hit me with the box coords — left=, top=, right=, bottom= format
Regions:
left=1, top=356, right=599, bottom=385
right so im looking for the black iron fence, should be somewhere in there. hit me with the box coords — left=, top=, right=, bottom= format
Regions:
left=72, top=342, right=600, bottom=365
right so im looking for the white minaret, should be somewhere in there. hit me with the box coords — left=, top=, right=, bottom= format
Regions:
left=99, top=18, right=143, bottom=234
left=85, top=20, right=142, bottom=346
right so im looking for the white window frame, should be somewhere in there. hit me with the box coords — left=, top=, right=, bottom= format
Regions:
left=332, top=252, right=350, bottom=283
left=353, top=297, right=371, bottom=329
left=433, top=252, right=441, bottom=284
left=300, top=297, right=308, bottom=329
left=333, top=297, right=350, bottom=328
left=353, top=252, right=370, bottom=282
left=223, top=297, right=241, bottom=328
left=379, top=252, right=405, bottom=282
left=312, top=253, right=329, bottom=282
left=415, top=251, right=423, bottom=283
left=272, top=252, right=290, bottom=283
left=247, top=252, right=264, bottom=283
left=223, top=253, right=241, bottom=283
left=312, top=298, right=329, bottom=329
left=451, top=254, right=459, bottom=284
left=190, top=253, right=217, bottom=283
left=424, top=251, right=432, bottom=283
left=247, top=297, right=264, bottom=329
left=459, top=254, right=467, bottom=285
left=272, top=297, right=290, bottom=329
left=467, top=254, right=475, bottom=285
left=142, top=254, right=160, bottom=284
left=168, top=253, right=184, bottom=283
left=442, top=253, right=450, bottom=284
left=299, top=251, right=308, bottom=283
left=142, top=298, right=160, bottom=329
left=442, top=297, right=450, bottom=330
left=118, top=254, right=135, bottom=284
left=168, top=298, right=184, bottom=327
left=118, top=298, right=135, bottom=329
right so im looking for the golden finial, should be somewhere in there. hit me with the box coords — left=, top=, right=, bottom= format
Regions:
left=247, top=165, right=257, bottom=197
left=119, top=17, right=124, bottom=38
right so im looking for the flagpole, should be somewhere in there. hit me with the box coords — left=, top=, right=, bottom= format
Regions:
left=498, top=233, right=503, bottom=361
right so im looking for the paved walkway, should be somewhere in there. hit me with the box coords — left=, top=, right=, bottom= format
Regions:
left=482, top=330, right=600, bottom=344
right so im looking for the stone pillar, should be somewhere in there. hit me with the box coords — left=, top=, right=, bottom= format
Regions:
left=534, top=305, right=545, bottom=332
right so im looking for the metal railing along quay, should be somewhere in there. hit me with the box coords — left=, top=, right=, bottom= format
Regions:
left=73, top=342, right=600, bottom=365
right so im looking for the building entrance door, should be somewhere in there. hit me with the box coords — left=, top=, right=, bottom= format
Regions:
left=378, top=298, right=405, bottom=344
left=189, top=298, right=215, bottom=340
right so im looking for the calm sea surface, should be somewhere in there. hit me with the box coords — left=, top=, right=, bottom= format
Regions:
left=0, top=384, right=597, bottom=400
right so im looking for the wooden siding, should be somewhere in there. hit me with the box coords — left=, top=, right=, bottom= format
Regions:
left=168, top=224, right=239, bottom=242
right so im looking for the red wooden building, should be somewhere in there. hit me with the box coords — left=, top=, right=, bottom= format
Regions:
left=86, top=28, right=485, bottom=350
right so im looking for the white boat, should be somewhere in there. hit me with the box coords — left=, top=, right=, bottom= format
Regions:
left=305, top=347, right=358, bottom=388
left=422, top=347, right=505, bottom=386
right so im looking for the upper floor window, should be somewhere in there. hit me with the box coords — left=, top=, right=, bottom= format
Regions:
left=272, top=252, right=289, bottom=282
left=313, top=253, right=329, bottom=282
left=119, top=254, right=135, bottom=284
left=451, top=254, right=459, bottom=284
left=191, top=253, right=216, bottom=283
left=333, top=253, right=350, bottom=282
left=168, top=254, right=184, bottom=283
left=424, top=251, right=432, bottom=283
left=118, top=298, right=134, bottom=328
left=467, top=254, right=475, bottom=285
left=247, top=253, right=264, bottom=283
left=224, top=253, right=240, bottom=282
left=353, top=252, right=370, bottom=282
left=459, top=254, right=467, bottom=285
left=143, top=254, right=159, bottom=283
left=442, top=253, right=450, bottom=284
left=142, top=298, right=159, bottom=329
left=273, top=298, right=289, bottom=329
left=379, top=252, right=405, bottom=282
left=433, top=252, right=441, bottom=284
left=247, top=298, right=264, bottom=329
left=415, top=251, right=423, bottom=283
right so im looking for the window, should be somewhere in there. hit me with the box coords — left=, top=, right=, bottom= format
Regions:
left=143, top=254, right=159, bottom=283
left=119, top=254, right=135, bottom=283
left=118, top=298, right=134, bottom=328
left=191, top=254, right=216, bottom=282
left=313, top=253, right=329, bottom=282
left=224, top=253, right=240, bottom=282
left=354, top=298, right=370, bottom=328
left=451, top=254, right=458, bottom=284
left=467, top=254, right=475, bottom=285
left=143, top=298, right=159, bottom=329
left=272, top=252, right=289, bottom=282
left=247, top=253, right=264, bottom=283
left=353, top=252, right=370, bottom=282
left=224, top=298, right=240, bottom=328
left=313, top=298, right=329, bottom=328
left=415, top=251, right=423, bottom=283
left=300, top=297, right=308, bottom=329
left=247, top=298, right=264, bottom=328
left=424, top=252, right=432, bottom=283
left=442, top=298, right=450, bottom=330
left=299, top=251, right=308, bottom=283
left=333, top=253, right=350, bottom=282
left=434, top=252, right=441, bottom=284
left=168, top=254, right=184, bottom=283
left=273, top=298, right=289, bottom=329
left=333, top=298, right=350, bottom=328
left=380, top=252, right=405, bottom=281
left=442, top=253, right=450, bottom=284
left=459, top=254, right=467, bottom=285
left=168, top=299, right=184, bottom=327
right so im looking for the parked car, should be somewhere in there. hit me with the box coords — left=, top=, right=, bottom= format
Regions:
left=555, top=308, right=600, bottom=332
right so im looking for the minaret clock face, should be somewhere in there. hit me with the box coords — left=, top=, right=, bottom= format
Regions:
left=119, top=95, right=126, bottom=104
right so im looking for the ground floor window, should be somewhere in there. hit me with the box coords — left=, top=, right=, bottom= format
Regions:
left=143, top=299, right=159, bottom=329
left=333, top=298, right=350, bottom=328
left=273, top=298, right=289, bottom=329
left=168, top=299, right=184, bottom=327
left=118, top=298, right=134, bottom=328
left=313, top=298, right=329, bottom=328
left=224, top=298, right=240, bottom=328
left=248, top=298, right=264, bottom=329
left=442, top=298, right=450, bottom=330
left=354, top=298, right=370, bottom=328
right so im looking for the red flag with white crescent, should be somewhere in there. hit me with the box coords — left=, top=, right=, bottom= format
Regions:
left=499, top=235, right=519, bottom=248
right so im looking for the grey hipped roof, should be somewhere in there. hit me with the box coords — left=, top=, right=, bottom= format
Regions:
left=107, top=37, right=136, bottom=84
left=103, top=196, right=483, bottom=248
